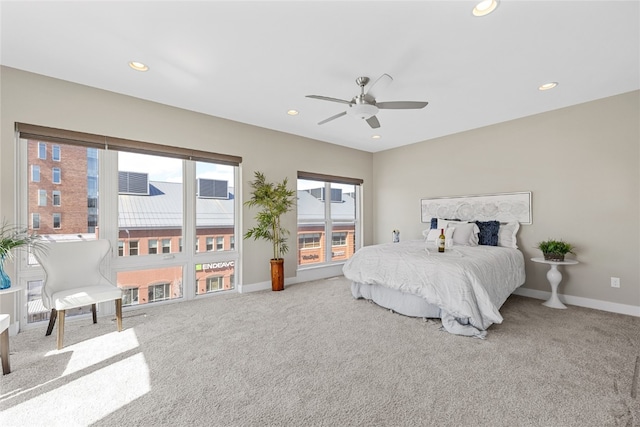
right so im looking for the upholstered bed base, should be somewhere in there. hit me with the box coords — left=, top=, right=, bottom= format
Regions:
left=350, top=281, right=441, bottom=318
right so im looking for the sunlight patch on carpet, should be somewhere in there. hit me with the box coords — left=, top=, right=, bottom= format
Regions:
left=1, top=353, right=150, bottom=426
left=44, top=329, right=141, bottom=376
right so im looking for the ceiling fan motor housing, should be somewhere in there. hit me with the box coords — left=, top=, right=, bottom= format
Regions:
left=348, top=102, right=378, bottom=119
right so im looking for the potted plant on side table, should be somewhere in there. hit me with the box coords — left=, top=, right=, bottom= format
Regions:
left=536, top=239, right=575, bottom=262
left=244, top=171, right=296, bottom=291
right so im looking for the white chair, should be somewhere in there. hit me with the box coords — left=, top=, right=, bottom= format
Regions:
left=0, top=313, right=10, bottom=374
left=35, top=240, right=123, bottom=350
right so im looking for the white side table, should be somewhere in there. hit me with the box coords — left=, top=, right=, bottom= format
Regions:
left=531, top=258, right=578, bottom=309
left=0, top=286, right=24, bottom=335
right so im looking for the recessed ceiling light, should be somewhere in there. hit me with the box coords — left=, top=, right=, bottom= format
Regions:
left=371, top=135, right=381, bottom=139
left=538, top=82, right=558, bottom=91
left=128, top=61, right=149, bottom=72
left=473, top=0, right=499, bottom=17
left=287, top=109, right=299, bottom=116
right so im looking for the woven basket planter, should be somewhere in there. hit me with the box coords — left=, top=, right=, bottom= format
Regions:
left=543, top=253, right=565, bottom=262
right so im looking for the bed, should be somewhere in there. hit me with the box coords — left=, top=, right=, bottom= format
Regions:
left=343, top=219, right=526, bottom=338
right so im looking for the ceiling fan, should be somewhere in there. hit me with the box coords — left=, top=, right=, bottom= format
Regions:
left=306, top=74, right=428, bottom=129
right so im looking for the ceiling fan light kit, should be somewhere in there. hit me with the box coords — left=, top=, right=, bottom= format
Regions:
left=306, top=73, right=428, bottom=130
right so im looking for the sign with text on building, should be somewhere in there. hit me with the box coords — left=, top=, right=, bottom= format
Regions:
left=196, top=261, right=235, bottom=272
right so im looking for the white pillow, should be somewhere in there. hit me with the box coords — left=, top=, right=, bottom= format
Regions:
left=498, top=221, right=520, bottom=249
left=437, top=218, right=460, bottom=231
left=426, top=227, right=454, bottom=243
left=448, top=221, right=480, bottom=246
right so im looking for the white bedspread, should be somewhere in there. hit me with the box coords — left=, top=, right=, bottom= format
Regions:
left=342, top=240, right=525, bottom=335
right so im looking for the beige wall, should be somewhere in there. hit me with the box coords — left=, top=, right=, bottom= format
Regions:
left=373, top=91, right=640, bottom=310
left=0, top=66, right=374, bottom=286
left=2, top=66, right=637, bottom=312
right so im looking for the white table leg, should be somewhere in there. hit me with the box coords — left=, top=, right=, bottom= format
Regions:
left=542, top=264, right=567, bottom=309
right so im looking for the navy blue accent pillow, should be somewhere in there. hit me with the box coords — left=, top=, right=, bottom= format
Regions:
left=430, top=218, right=438, bottom=229
left=475, top=220, right=500, bottom=246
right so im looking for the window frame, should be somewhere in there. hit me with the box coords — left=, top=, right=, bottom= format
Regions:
left=38, top=189, right=47, bottom=206
left=52, top=145, right=61, bottom=161
left=52, top=167, right=61, bottom=184
left=16, top=124, right=243, bottom=330
left=296, top=172, right=362, bottom=269
left=52, top=213, right=61, bottom=229
left=148, top=239, right=158, bottom=255
left=52, top=190, right=61, bottom=206
left=31, top=165, right=40, bottom=182
left=38, top=142, right=46, bottom=159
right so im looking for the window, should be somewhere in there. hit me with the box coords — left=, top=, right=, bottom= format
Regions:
left=332, top=232, right=347, bottom=246
left=52, top=168, right=61, bottom=184
left=297, top=172, right=361, bottom=267
left=117, top=267, right=183, bottom=307
left=31, top=165, right=40, bottom=182
left=38, top=190, right=47, bottom=206
left=119, top=152, right=183, bottom=258
left=148, top=282, right=171, bottom=302
left=52, top=145, right=61, bottom=161
left=18, top=124, right=240, bottom=322
left=53, top=213, right=61, bottom=229
left=129, top=241, right=139, bottom=256
left=38, top=142, right=46, bottom=159
left=195, top=162, right=235, bottom=254
left=206, top=276, right=224, bottom=292
left=230, top=235, right=235, bottom=250
left=196, top=261, right=235, bottom=295
left=26, top=279, right=91, bottom=323
left=122, top=288, right=139, bottom=306
left=299, top=233, right=321, bottom=249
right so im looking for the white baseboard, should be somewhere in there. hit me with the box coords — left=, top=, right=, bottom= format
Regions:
left=242, top=275, right=640, bottom=318
left=240, top=264, right=345, bottom=294
left=513, top=287, right=640, bottom=317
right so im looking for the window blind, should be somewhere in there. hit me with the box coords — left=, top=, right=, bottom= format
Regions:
left=297, top=171, right=363, bottom=186
left=16, top=122, right=242, bottom=166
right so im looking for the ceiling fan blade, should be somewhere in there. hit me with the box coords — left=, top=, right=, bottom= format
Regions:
left=365, top=74, right=393, bottom=99
left=366, top=115, right=381, bottom=129
left=318, top=111, right=347, bottom=125
left=306, top=95, right=352, bottom=105
left=376, top=101, right=429, bottom=110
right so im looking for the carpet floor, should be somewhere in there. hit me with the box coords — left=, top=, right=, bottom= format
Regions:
left=1, top=276, right=638, bottom=427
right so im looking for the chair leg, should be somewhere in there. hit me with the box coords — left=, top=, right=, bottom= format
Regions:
left=45, top=309, right=57, bottom=336
left=57, top=310, right=65, bottom=350
left=115, top=299, right=123, bottom=332
left=1, top=328, right=10, bottom=375
left=92, top=303, right=97, bottom=324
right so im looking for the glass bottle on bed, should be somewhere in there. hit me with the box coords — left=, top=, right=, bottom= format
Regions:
left=438, top=228, right=445, bottom=252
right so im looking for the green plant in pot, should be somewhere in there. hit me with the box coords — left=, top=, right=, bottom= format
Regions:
left=0, top=221, right=43, bottom=290
left=536, top=239, right=575, bottom=262
left=244, top=171, right=296, bottom=291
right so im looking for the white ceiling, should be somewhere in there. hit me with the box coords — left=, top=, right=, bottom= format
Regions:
left=1, top=1, right=638, bottom=153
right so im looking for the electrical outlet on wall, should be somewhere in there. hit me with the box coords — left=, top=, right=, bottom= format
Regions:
left=611, top=277, right=620, bottom=288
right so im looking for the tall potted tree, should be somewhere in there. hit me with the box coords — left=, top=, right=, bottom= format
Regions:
left=244, top=171, right=296, bottom=291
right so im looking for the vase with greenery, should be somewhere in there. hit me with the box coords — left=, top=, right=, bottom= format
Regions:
left=0, top=221, right=42, bottom=289
left=244, top=171, right=296, bottom=291
left=536, top=239, right=575, bottom=262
